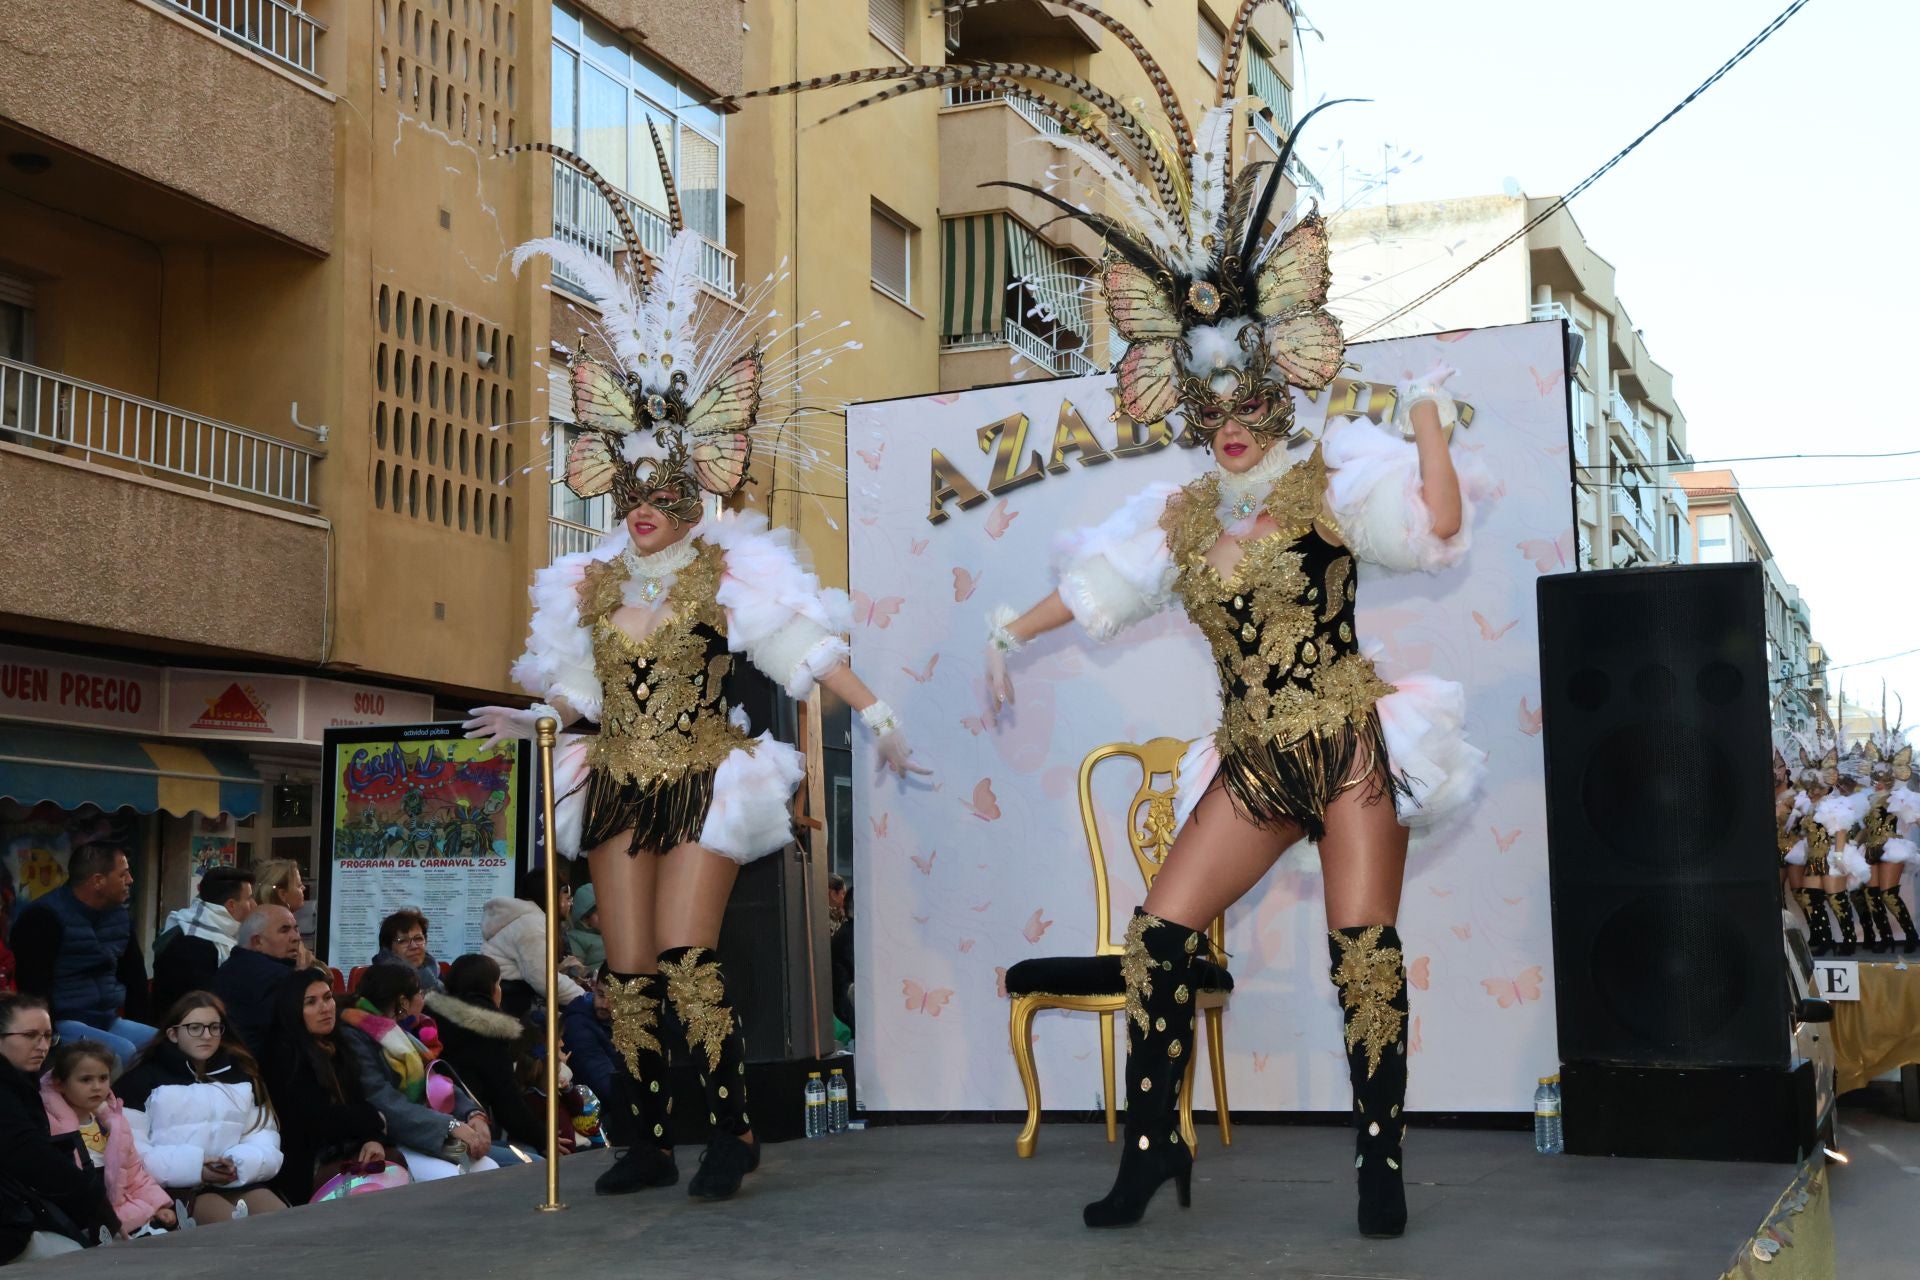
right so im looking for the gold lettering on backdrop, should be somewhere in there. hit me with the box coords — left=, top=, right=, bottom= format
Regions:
left=926, top=448, right=989, bottom=525
left=1110, top=414, right=1175, bottom=458
left=1309, top=379, right=1477, bottom=432
left=1045, top=400, right=1113, bottom=473
left=977, top=412, right=1048, bottom=495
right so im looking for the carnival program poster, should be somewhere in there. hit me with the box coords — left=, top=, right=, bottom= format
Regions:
left=849, top=321, right=1576, bottom=1113
left=319, top=723, right=528, bottom=966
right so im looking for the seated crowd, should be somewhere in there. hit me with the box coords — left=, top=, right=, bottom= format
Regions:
left=2, top=881, right=613, bottom=1265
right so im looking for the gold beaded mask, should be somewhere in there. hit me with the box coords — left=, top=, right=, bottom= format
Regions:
left=1178, top=328, right=1298, bottom=446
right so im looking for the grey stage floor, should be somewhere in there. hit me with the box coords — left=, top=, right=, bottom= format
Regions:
left=19, top=1121, right=1804, bottom=1280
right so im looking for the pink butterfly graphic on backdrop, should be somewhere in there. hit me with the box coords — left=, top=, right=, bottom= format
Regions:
left=1519, top=696, right=1544, bottom=736
left=959, top=715, right=986, bottom=736
left=1428, top=886, right=1455, bottom=898
left=856, top=442, right=885, bottom=470
left=961, top=778, right=1001, bottom=821
left=1411, top=1016, right=1424, bottom=1054
left=870, top=813, right=889, bottom=838
left=1451, top=923, right=1473, bottom=941
left=901, top=654, right=939, bottom=684
left=851, top=590, right=903, bottom=628
left=1502, top=895, right=1525, bottom=905
left=969, top=900, right=992, bottom=912
left=1409, top=956, right=1431, bottom=990
left=909, top=851, right=937, bottom=876
left=952, top=567, right=981, bottom=602
left=1529, top=366, right=1564, bottom=396
left=902, top=979, right=953, bottom=1017
left=985, top=499, right=1019, bottom=540
left=957, top=938, right=976, bottom=954
left=1482, top=966, right=1544, bottom=1009
left=1491, top=826, right=1521, bottom=853
left=1518, top=530, right=1576, bottom=573
left=908, top=537, right=929, bottom=556
left=1435, top=330, right=1472, bottom=343
left=1473, top=611, right=1518, bottom=642
left=1252, top=1052, right=1271, bottom=1073
left=1022, top=908, right=1053, bottom=944
left=994, top=967, right=1009, bottom=998
left=857, top=516, right=879, bottom=526
left=910, top=913, right=929, bottom=925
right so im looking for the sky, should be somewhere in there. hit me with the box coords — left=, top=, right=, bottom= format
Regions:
left=1297, top=0, right=1919, bottom=732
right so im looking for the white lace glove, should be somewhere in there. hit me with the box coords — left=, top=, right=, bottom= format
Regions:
left=983, top=604, right=1022, bottom=726
left=462, top=703, right=561, bottom=748
left=1396, top=361, right=1459, bottom=440
left=862, top=701, right=931, bottom=778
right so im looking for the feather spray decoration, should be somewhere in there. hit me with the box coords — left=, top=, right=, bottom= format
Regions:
left=646, top=118, right=684, bottom=234
left=1236, top=98, right=1365, bottom=291
left=1185, top=103, right=1237, bottom=259
left=503, top=142, right=652, bottom=286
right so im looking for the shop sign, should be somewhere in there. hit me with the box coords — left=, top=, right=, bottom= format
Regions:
left=0, top=644, right=164, bottom=734
left=302, top=680, right=436, bottom=737
left=166, top=671, right=304, bottom=741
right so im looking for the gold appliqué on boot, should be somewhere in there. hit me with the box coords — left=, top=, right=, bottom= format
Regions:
left=1120, top=911, right=1161, bottom=1034
left=662, top=948, right=732, bottom=1072
left=604, top=973, right=662, bottom=1077
left=1329, top=926, right=1407, bottom=1079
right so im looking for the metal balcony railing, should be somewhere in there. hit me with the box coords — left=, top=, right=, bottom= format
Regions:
left=168, top=0, right=325, bottom=80
left=941, top=319, right=1098, bottom=379
left=1529, top=301, right=1575, bottom=326
left=550, top=158, right=736, bottom=299
left=941, top=85, right=1065, bottom=138
left=1606, top=390, right=1654, bottom=461
left=0, top=355, right=320, bottom=508
left=548, top=515, right=608, bottom=563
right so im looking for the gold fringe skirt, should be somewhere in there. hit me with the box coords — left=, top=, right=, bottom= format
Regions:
left=577, top=765, right=715, bottom=857
left=1215, top=706, right=1411, bottom=843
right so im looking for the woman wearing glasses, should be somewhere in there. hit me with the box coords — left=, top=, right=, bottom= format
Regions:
left=0, top=993, right=118, bottom=1261
left=115, top=992, right=287, bottom=1223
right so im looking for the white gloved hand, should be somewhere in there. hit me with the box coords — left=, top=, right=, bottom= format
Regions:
left=984, top=646, right=1015, bottom=727
left=877, top=729, right=932, bottom=778
left=462, top=703, right=559, bottom=748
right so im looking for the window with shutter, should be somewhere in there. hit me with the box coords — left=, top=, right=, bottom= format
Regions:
left=1197, top=11, right=1225, bottom=77
left=870, top=0, right=909, bottom=56
left=871, top=204, right=912, bottom=304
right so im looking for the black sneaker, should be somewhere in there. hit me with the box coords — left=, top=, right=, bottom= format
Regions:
left=687, top=1135, right=758, bottom=1201
left=594, top=1145, right=678, bottom=1195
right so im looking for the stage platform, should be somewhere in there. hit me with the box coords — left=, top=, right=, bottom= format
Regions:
left=27, top=1123, right=1808, bottom=1279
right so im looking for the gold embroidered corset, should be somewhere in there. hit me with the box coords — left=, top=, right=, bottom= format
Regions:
left=1863, top=793, right=1896, bottom=854
left=1792, top=805, right=1833, bottom=862
left=1164, top=450, right=1395, bottom=757
left=581, top=541, right=752, bottom=787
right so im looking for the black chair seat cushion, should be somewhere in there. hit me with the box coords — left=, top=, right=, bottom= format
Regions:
left=1005, top=953, right=1232, bottom=999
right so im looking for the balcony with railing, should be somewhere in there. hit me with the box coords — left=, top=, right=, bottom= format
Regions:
left=167, top=0, right=325, bottom=80
left=942, top=318, right=1100, bottom=382
left=942, top=85, right=1066, bottom=137
left=0, top=356, right=320, bottom=509
left=550, top=159, right=737, bottom=301
left=1606, top=390, right=1654, bottom=462
left=1247, top=55, right=1293, bottom=151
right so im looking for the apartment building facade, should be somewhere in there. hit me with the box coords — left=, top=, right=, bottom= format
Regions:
left=1327, top=196, right=1692, bottom=572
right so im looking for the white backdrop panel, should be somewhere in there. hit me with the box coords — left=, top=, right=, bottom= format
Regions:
left=849, top=320, right=1574, bottom=1112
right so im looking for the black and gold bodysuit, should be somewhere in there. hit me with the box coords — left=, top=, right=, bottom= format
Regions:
left=1164, top=449, right=1404, bottom=840
left=1791, top=797, right=1834, bottom=876
left=1863, top=792, right=1896, bottom=866
left=576, top=541, right=755, bottom=855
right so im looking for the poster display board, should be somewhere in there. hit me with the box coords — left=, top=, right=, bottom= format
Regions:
left=318, top=723, right=528, bottom=966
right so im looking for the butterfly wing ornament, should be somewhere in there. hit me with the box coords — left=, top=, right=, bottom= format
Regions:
left=682, top=348, right=761, bottom=497
left=1104, top=257, right=1184, bottom=424
left=1252, top=213, right=1332, bottom=319
left=1264, top=309, right=1346, bottom=390
left=563, top=430, right=621, bottom=500
left=570, top=357, right=641, bottom=435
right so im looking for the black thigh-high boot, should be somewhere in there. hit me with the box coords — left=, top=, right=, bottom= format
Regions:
left=1856, top=888, right=1887, bottom=953
left=1830, top=886, right=1859, bottom=956
left=595, top=971, right=678, bottom=1193
left=1083, top=908, right=1202, bottom=1228
left=1882, top=884, right=1920, bottom=954
left=1329, top=925, right=1411, bottom=1239
left=1799, top=889, right=1835, bottom=956
left=659, top=946, right=759, bottom=1200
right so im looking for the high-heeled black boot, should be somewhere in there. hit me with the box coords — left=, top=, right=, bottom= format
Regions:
left=1799, top=889, right=1834, bottom=956
left=1083, top=908, right=1202, bottom=1229
left=1881, top=885, right=1920, bottom=954
left=595, top=971, right=679, bottom=1194
left=1831, top=886, right=1859, bottom=956
left=1330, top=924, right=1411, bottom=1239
left=659, top=946, right=760, bottom=1201
left=1855, top=888, right=1887, bottom=953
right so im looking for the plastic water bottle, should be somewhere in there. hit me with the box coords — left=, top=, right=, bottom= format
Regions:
left=804, top=1071, right=827, bottom=1139
left=827, top=1069, right=850, bottom=1134
left=1533, top=1075, right=1564, bottom=1155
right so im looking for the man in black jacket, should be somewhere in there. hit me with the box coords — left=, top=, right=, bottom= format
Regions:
left=0, top=993, right=116, bottom=1263
left=151, top=867, right=256, bottom=1013
left=10, top=845, right=153, bottom=1065
left=208, top=906, right=301, bottom=1057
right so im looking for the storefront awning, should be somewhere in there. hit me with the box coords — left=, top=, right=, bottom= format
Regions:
left=0, top=724, right=264, bottom=818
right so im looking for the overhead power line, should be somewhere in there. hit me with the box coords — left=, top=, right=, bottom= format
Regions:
left=1350, top=0, right=1818, bottom=339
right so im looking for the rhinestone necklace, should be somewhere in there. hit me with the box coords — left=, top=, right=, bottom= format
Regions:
left=620, top=537, right=699, bottom=606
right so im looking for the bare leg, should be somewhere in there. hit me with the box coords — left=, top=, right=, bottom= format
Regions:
left=653, top=841, right=740, bottom=950
left=591, top=835, right=660, bottom=971
left=1318, top=778, right=1409, bottom=929
left=237, top=1189, right=286, bottom=1215
left=189, top=1191, right=237, bottom=1224
left=1145, top=781, right=1303, bottom=928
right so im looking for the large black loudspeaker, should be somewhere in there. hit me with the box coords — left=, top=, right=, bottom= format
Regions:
left=1536, top=563, right=1787, bottom=1077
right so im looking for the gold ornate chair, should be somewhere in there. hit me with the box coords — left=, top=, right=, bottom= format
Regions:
left=1006, top=736, right=1233, bottom=1158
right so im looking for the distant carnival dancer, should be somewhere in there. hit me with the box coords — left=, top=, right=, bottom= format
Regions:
left=467, top=141, right=927, bottom=1203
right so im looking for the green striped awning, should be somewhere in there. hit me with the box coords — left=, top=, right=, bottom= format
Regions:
left=941, top=215, right=1008, bottom=338
left=1005, top=218, right=1091, bottom=339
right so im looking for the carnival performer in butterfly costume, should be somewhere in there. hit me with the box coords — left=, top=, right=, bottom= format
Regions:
left=725, top=0, right=1485, bottom=1236
left=1859, top=698, right=1919, bottom=954
left=1783, top=709, right=1849, bottom=955
left=465, top=141, right=929, bottom=1202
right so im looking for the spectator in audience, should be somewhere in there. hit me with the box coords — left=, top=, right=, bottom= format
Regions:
left=426, top=955, right=548, bottom=1152
left=115, top=992, right=286, bottom=1225
left=372, top=909, right=446, bottom=995
left=151, top=868, right=256, bottom=1013
left=11, top=845, right=156, bottom=1065
left=566, top=883, right=606, bottom=973
left=250, top=861, right=314, bottom=968
left=559, top=972, right=669, bottom=1195
left=0, top=994, right=117, bottom=1262
left=39, top=1040, right=173, bottom=1236
left=336, top=965, right=496, bottom=1181
left=207, top=907, right=302, bottom=1058
left=263, top=970, right=389, bottom=1205
left=483, top=874, right=586, bottom=1020
left=829, top=876, right=855, bottom=1038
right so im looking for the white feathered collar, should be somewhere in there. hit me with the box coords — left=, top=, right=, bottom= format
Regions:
left=1214, top=440, right=1311, bottom=534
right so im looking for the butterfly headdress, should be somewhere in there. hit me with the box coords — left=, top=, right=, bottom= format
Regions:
left=506, top=133, right=853, bottom=525
left=1865, top=686, right=1913, bottom=785
left=720, top=0, right=1347, bottom=442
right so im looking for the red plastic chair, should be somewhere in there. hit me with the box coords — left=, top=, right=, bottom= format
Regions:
left=346, top=965, right=371, bottom=994
left=327, top=967, right=348, bottom=994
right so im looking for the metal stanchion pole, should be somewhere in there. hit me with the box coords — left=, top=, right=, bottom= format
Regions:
left=535, top=716, right=568, bottom=1213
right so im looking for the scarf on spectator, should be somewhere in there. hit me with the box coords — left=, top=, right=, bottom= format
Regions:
left=337, top=1001, right=434, bottom=1103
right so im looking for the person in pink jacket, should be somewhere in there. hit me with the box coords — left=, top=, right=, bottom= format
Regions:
left=40, top=1040, right=174, bottom=1236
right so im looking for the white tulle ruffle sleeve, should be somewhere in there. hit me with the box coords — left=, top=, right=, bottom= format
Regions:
left=1321, top=417, right=1483, bottom=575
left=510, top=540, right=622, bottom=723
left=1813, top=791, right=1871, bottom=839
left=1050, top=481, right=1182, bottom=642
left=1885, top=787, right=1920, bottom=834
left=704, top=511, right=852, bottom=699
